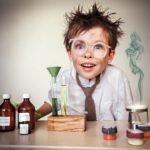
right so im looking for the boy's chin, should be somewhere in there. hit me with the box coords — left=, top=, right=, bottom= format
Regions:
left=80, top=73, right=99, bottom=80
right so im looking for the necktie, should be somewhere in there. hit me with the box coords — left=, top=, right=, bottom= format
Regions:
left=76, top=73, right=100, bottom=121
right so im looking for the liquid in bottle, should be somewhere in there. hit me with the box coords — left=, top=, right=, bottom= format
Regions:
left=0, top=94, right=16, bottom=131
left=18, top=94, right=35, bottom=134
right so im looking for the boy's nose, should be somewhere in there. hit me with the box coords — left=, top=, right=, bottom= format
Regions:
left=84, top=48, right=93, bottom=58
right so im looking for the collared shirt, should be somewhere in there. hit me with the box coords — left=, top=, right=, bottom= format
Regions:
left=48, top=65, right=133, bottom=121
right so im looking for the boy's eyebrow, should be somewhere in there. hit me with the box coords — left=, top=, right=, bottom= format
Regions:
left=70, top=38, right=111, bottom=47
left=69, top=38, right=105, bottom=43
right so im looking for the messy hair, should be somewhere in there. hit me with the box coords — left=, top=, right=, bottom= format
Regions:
left=64, top=3, right=124, bottom=50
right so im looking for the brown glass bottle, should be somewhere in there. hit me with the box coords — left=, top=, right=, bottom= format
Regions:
left=0, top=94, right=16, bottom=131
left=18, top=94, right=35, bottom=133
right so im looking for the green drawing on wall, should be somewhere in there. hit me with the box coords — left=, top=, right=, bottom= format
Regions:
left=125, top=32, right=144, bottom=103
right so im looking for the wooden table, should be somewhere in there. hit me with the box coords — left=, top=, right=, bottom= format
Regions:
left=0, top=121, right=149, bottom=150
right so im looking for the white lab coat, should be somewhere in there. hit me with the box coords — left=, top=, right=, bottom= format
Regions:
left=48, top=64, right=133, bottom=121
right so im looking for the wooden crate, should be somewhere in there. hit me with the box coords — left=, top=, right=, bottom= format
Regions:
left=48, top=115, right=86, bottom=132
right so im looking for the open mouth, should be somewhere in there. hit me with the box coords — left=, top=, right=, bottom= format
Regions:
left=81, top=63, right=96, bottom=68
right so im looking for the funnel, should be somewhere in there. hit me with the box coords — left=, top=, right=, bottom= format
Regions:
left=47, top=66, right=61, bottom=78
left=47, top=66, right=61, bottom=116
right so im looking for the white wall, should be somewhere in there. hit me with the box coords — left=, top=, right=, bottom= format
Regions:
left=0, top=0, right=149, bottom=116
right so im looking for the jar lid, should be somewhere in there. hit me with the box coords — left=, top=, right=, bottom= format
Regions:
left=126, top=104, right=148, bottom=112
left=102, top=126, right=117, bottom=134
left=2, top=94, right=10, bottom=99
left=136, top=122, right=150, bottom=131
left=23, top=93, right=30, bottom=99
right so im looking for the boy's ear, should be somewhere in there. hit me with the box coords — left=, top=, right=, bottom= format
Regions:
left=107, top=50, right=115, bottom=63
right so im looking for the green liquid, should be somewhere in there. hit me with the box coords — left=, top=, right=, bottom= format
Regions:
left=52, top=98, right=58, bottom=116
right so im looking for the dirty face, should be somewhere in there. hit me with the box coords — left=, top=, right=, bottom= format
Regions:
left=67, top=27, right=115, bottom=79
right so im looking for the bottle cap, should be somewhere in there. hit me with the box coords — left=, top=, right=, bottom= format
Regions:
left=102, top=126, right=117, bottom=134
left=2, top=94, right=10, bottom=99
left=136, top=122, right=150, bottom=131
left=23, top=93, right=30, bottom=99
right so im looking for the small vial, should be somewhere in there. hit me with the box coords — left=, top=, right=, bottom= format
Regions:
left=102, top=126, right=117, bottom=140
left=19, top=121, right=30, bottom=135
left=126, top=129, right=144, bottom=145
left=136, top=122, right=150, bottom=138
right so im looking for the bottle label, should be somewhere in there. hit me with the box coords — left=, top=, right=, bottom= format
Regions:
left=19, top=113, right=30, bottom=122
left=0, top=117, right=10, bottom=126
left=19, top=123, right=29, bottom=134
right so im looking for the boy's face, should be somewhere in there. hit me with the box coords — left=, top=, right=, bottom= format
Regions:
left=67, top=27, right=115, bottom=79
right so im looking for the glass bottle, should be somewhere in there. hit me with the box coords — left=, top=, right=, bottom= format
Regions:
left=51, top=76, right=58, bottom=116
left=61, top=76, right=67, bottom=116
left=18, top=94, right=35, bottom=134
left=0, top=94, right=16, bottom=131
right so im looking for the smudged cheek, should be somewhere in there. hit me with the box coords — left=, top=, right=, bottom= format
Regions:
left=71, top=55, right=81, bottom=69
left=96, top=59, right=108, bottom=74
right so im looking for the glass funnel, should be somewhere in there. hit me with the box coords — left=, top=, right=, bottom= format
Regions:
left=47, top=66, right=61, bottom=116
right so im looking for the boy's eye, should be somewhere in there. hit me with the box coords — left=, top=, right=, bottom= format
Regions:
left=74, top=42, right=85, bottom=50
left=94, top=43, right=105, bottom=50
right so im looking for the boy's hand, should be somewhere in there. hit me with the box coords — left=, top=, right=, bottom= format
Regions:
left=35, top=111, right=43, bottom=121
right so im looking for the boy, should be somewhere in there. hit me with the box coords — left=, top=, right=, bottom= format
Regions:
left=36, top=3, right=133, bottom=121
